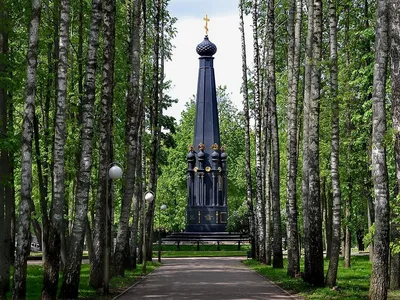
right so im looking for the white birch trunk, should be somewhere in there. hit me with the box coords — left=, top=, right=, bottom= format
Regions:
left=286, top=0, right=302, bottom=277
left=13, top=0, right=41, bottom=298
left=326, top=0, right=341, bottom=287
left=252, top=0, right=266, bottom=263
left=389, top=0, right=400, bottom=289
left=239, top=0, right=255, bottom=258
left=369, top=0, right=390, bottom=298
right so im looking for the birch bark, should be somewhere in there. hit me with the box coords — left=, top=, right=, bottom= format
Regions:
left=67, top=0, right=102, bottom=293
left=252, top=0, right=266, bottom=263
left=286, top=0, right=302, bottom=277
left=369, top=0, right=390, bottom=298
left=12, top=0, right=41, bottom=298
left=303, top=0, right=324, bottom=286
left=389, top=0, right=400, bottom=290
left=266, top=0, right=283, bottom=269
left=41, top=1, right=70, bottom=298
left=239, top=0, right=255, bottom=259
left=325, top=0, right=341, bottom=287
left=301, top=0, right=313, bottom=283
left=114, top=0, right=142, bottom=276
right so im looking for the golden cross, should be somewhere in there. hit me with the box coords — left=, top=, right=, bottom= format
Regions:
left=203, top=14, right=210, bottom=35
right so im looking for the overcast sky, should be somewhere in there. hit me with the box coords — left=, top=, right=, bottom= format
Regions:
left=164, top=0, right=253, bottom=121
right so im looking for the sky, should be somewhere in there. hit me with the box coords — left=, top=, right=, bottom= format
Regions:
left=164, top=0, right=253, bottom=121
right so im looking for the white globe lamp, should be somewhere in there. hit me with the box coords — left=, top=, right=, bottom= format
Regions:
left=108, top=165, right=123, bottom=180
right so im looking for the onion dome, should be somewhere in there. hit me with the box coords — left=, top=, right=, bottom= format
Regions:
left=197, top=149, right=205, bottom=160
left=221, top=151, right=227, bottom=160
left=196, top=36, right=217, bottom=57
left=187, top=150, right=195, bottom=160
left=211, top=150, right=220, bottom=160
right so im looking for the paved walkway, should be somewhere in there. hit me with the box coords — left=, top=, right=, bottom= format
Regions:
left=115, top=257, right=301, bottom=300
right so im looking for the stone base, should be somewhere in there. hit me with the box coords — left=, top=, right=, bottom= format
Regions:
left=186, top=206, right=228, bottom=232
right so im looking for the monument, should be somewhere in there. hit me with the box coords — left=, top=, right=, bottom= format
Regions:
left=186, top=16, right=228, bottom=232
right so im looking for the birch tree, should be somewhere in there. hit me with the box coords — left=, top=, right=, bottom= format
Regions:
left=343, top=2, right=352, bottom=268
left=267, top=0, right=283, bottom=269
left=262, top=28, right=272, bottom=267
left=68, top=0, right=102, bottom=293
left=302, top=0, right=324, bottom=286
left=87, top=0, right=115, bottom=289
left=301, top=0, right=313, bottom=282
left=60, top=0, right=105, bottom=298
left=113, top=0, right=142, bottom=276
left=301, top=0, right=313, bottom=279
left=389, top=0, right=400, bottom=289
left=239, top=0, right=255, bottom=259
left=325, top=0, right=341, bottom=287
left=286, top=0, right=302, bottom=277
left=369, top=0, right=390, bottom=298
left=145, top=0, right=162, bottom=261
left=252, top=0, right=265, bottom=263
left=41, top=0, right=70, bottom=298
left=12, top=0, right=42, bottom=298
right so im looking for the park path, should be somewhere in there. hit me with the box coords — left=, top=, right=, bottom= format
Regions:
left=115, top=257, right=302, bottom=300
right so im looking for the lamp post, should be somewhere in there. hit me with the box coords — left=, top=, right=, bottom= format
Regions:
left=104, top=163, right=123, bottom=295
left=158, top=204, right=167, bottom=263
left=141, top=190, right=154, bottom=275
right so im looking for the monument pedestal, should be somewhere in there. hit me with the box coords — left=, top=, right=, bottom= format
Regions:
left=186, top=206, right=228, bottom=232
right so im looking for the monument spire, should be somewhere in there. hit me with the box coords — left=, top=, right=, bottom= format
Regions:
left=186, top=33, right=228, bottom=232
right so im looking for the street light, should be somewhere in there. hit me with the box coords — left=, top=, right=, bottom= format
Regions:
left=141, top=190, right=154, bottom=275
left=104, top=163, right=123, bottom=295
left=158, top=204, right=167, bottom=263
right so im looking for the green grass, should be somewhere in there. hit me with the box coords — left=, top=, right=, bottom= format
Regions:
left=6, top=262, right=158, bottom=300
left=78, top=263, right=158, bottom=299
left=389, top=290, right=400, bottom=300
left=243, top=256, right=400, bottom=299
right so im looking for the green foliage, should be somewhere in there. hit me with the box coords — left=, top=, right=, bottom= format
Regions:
left=363, top=224, right=375, bottom=249
left=391, top=241, right=400, bottom=256
left=244, top=256, right=373, bottom=299
left=390, top=194, right=400, bottom=254
left=227, top=201, right=250, bottom=234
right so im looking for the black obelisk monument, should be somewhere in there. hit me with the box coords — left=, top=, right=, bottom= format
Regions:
left=186, top=29, right=228, bottom=232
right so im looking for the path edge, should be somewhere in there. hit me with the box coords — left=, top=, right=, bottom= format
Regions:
left=112, top=268, right=159, bottom=300
left=240, top=259, right=305, bottom=300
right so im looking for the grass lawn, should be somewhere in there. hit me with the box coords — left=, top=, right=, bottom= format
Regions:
left=6, top=262, right=159, bottom=300
left=7, top=245, right=246, bottom=299
left=243, top=255, right=400, bottom=299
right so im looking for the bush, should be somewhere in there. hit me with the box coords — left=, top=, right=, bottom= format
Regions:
left=227, top=202, right=249, bottom=234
